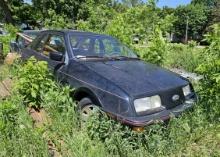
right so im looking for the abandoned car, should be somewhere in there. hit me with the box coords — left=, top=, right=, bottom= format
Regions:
left=21, top=30, right=197, bottom=128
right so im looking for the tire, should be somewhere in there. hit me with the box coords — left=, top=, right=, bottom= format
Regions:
left=78, top=97, right=99, bottom=122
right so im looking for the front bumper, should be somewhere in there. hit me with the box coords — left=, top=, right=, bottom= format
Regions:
left=117, top=98, right=196, bottom=127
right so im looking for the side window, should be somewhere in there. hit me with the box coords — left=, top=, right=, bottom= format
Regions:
left=80, top=38, right=91, bottom=51
left=42, top=35, right=66, bottom=57
left=33, top=35, right=49, bottom=53
left=77, top=38, right=92, bottom=56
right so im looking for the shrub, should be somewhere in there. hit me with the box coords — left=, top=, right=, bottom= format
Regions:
left=134, top=27, right=167, bottom=65
left=0, top=35, right=12, bottom=56
left=0, top=24, right=18, bottom=55
left=196, top=24, right=220, bottom=121
left=44, top=9, right=74, bottom=29
left=16, top=57, right=55, bottom=108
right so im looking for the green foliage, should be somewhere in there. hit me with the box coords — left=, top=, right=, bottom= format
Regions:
left=105, top=14, right=132, bottom=44
left=135, top=27, right=167, bottom=65
left=197, top=24, right=220, bottom=121
left=0, top=40, right=220, bottom=156
left=121, top=0, right=143, bottom=7
left=0, top=96, right=49, bottom=156
left=164, top=43, right=204, bottom=72
left=86, top=105, right=220, bottom=156
left=0, top=65, right=10, bottom=81
left=174, top=3, right=210, bottom=41
left=16, top=57, right=55, bottom=108
left=106, top=5, right=162, bottom=44
left=191, top=0, right=217, bottom=7
left=3, top=24, right=18, bottom=38
left=0, top=24, right=18, bottom=55
left=44, top=9, right=74, bottom=29
left=0, top=35, right=11, bottom=55
left=77, top=3, right=117, bottom=33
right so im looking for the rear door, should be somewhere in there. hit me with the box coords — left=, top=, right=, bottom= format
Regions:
left=25, top=32, right=67, bottom=72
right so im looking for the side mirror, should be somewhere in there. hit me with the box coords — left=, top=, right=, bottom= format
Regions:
left=49, top=52, right=64, bottom=62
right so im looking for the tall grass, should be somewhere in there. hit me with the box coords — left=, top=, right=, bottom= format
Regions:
left=164, top=43, right=205, bottom=72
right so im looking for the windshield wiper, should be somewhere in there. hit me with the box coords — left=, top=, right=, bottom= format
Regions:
left=110, top=55, right=139, bottom=60
left=76, top=55, right=111, bottom=60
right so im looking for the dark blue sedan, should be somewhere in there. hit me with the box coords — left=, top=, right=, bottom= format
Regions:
left=21, top=30, right=197, bottom=129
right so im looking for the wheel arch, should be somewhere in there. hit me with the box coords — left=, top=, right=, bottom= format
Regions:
left=72, top=87, right=102, bottom=107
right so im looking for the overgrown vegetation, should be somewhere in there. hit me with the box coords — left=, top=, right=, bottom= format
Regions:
left=0, top=25, right=220, bottom=156
left=164, top=43, right=204, bottom=72
left=16, top=57, right=55, bottom=108
left=0, top=0, right=220, bottom=156
left=196, top=24, right=220, bottom=121
left=0, top=24, right=18, bottom=56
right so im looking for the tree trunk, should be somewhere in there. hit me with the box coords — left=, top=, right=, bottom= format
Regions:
left=0, top=0, right=14, bottom=24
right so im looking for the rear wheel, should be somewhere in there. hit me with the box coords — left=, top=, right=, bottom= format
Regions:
left=78, top=97, right=99, bottom=122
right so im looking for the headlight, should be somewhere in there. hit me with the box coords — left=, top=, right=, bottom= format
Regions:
left=182, top=85, right=191, bottom=96
left=134, top=95, right=161, bottom=113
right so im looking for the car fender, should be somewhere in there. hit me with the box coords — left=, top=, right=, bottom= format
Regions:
left=72, top=87, right=102, bottom=107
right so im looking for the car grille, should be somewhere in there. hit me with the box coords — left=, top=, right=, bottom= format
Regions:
left=160, top=87, right=185, bottom=109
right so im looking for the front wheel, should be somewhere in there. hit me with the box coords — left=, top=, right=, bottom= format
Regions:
left=78, top=97, right=100, bottom=122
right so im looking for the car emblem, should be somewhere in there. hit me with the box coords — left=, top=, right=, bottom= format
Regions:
left=172, top=95, right=180, bottom=101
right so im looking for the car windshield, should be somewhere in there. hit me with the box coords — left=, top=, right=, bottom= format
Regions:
left=70, top=34, right=137, bottom=59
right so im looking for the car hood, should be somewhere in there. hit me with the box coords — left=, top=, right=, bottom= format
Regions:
left=84, top=60, right=188, bottom=97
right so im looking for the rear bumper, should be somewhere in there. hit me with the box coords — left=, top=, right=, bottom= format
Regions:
left=117, top=98, right=196, bottom=127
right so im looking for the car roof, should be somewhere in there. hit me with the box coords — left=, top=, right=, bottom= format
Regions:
left=22, top=30, right=42, bottom=34
left=40, top=29, right=110, bottom=37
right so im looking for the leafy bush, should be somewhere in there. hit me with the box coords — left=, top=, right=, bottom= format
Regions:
left=0, top=24, right=18, bottom=55
left=134, top=27, right=167, bottom=65
left=0, top=35, right=12, bottom=56
left=197, top=24, right=220, bottom=121
left=44, top=9, right=74, bottom=29
left=16, top=57, right=55, bottom=108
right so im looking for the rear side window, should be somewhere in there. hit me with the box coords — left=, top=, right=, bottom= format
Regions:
left=42, top=35, right=66, bottom=57
left=33, top=35, right=49, bottom=53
